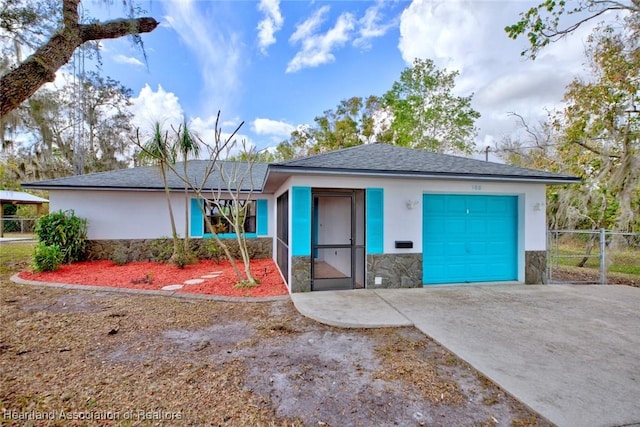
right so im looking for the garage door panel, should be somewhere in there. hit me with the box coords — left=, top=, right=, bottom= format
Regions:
left=445, top=242, right=466, bottom=256
left=423, top=221, right=443, bottom=235
left=423, top=194, right=518, bottom=284
left=467, top=197, right=488, bottom=214
left=423, top=241, right=442, bottom=254
left=468, top=218, right=488, bottom=233
left=445, top=218, right=466, bottom=234
left=447, top=197, right=466, bottom=213
left=424, top=197, right=446, bottom=214
left=467, top=241, right=487, bottom=254
left=487, top=197, right=509, bottom=213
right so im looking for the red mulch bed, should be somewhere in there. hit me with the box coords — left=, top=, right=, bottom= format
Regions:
left=19, top=258, right=288, bottom=298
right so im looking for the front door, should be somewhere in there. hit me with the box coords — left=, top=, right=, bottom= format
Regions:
left=311, top=190, right=362, bottom=291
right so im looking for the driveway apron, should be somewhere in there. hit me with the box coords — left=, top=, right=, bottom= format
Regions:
left=374, top=285, right=640, bottom=427
left=293, top=285, right=640, bottom=427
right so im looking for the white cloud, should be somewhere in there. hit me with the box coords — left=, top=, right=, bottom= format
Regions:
left=398, top=0, right=485, bottom=73
left=396, top=0, right=605, bottom=154
left=129, top=86, right=253, bottom=159
left=257, top=0, right=284, bottom=54
left=290, top=6, right=330, bottom=44
left=113, top=54, right=144, bottom=67
left=252, top=118, right=295, bottom=137
left=354, top=0, right=396, bottom=50
left=163, top=0, right=242, bottom=116
left=287, top=9, right=356, bottom=73
left=130, top=84, right=184, bottom=132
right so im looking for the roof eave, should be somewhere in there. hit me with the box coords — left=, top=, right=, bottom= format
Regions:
left=21, top=183, right=266, bottom=193
left=266, top=166, right=581, bottom=184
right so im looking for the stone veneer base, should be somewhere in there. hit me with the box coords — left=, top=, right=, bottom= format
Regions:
left=86, top=237, right=273, bottom=263
left=525, top=250, right=547, bottom=284
left=290, top=256, right=311, bottom=293
left=366, top=253, right=423, bottom=289
left=272, top=250, right=546, bottom=292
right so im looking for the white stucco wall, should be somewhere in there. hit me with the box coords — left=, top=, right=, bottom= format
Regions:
left=50, top=190, right=187, bottom=239
left=285, top=175, right=548, bottom=253
left=49, top=189, right=274, bottom=240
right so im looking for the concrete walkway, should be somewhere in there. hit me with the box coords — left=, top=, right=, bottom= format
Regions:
left=291, top=285, right=640, bottom=427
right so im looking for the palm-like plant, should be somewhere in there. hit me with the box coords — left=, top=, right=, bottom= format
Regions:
left=138, top=121, right=181, bottom=263
left=175, top=119, right=200, bottom=262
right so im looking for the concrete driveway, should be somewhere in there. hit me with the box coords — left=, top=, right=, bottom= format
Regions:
left=291, top=285, right=640, bottom=427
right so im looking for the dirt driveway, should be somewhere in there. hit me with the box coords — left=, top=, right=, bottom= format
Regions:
left=0, top=281, right=549, bottom=426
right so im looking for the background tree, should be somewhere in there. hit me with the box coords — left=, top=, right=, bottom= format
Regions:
left=382, top=58, right=479, bottom=154
left=272, top=60, right=478, bottom=160
left=0, top=70, right=134, bottom=186
left=552, top=23, right=640, bottom=233
left=273, top=96, right=391, bottom=160
left=498, top=21, right=640, bottom=234
left=73, top=72, right=134, bottom=174
left=0, top=0, right=158, bottom=117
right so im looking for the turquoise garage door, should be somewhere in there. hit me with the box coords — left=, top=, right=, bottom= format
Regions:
left=422, top=194, right=518, bottom=284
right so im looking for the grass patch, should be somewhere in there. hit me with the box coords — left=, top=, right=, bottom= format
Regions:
left=0, top=242, right=35, bottom=275
left=233, top=279, right=260, bottom=289
left=550, top=241, right=640, bottom=278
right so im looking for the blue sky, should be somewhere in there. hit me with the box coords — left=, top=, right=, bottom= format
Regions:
left=87, top=0, right=603, bottom=157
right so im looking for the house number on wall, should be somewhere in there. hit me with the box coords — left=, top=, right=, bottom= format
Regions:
left=471, top=185, right=482, bottom=191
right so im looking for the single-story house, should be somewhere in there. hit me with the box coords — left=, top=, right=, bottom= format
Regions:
left=23, top=143, right=580, bottom=292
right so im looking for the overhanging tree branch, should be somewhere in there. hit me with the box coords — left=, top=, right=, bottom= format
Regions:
left=506, top=1, right=638, bottom=59
left=571, top=139, right=622, bottom=158
left=0, top=0, right=158, bottom=118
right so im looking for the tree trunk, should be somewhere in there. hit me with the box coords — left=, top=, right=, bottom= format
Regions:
left=0, top=0, right=158, bottom=118
left=160, top=164, right=179, bottom=254
left=577, top=234, right=597, bottom=268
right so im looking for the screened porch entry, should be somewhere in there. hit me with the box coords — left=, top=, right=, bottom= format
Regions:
left=311, top=189, right=365, bottom=291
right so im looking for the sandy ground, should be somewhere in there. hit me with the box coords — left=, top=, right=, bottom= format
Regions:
left=0, top=283, right=553, bottom=426
left=0, top=243, right=549, bottom=426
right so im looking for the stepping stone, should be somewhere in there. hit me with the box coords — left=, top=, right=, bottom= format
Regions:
left=201, top=274, right=221, bottom=279
left=184, top=278, right=205, bottom=285
left=162, top=284, right=183, bottom=291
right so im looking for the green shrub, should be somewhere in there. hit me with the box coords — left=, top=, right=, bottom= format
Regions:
left=111, top=246, right=129, bottom=266
left=35, top=210, right=87, bottom=263
left=150, top=237, right=173, bottom=262
left=169, top=244, right=198, bottom=269
left=33, top=243, right=63, bottom=272
left=206, top=239, right=223, bottom=264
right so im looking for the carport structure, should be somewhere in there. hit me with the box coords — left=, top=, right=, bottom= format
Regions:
left=0, top=190, right=48, bottom=237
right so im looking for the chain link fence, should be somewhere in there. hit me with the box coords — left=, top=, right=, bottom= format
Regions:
left=547, top=229, right=640, bottom=285
left=0, top=216, right=38, bottom=236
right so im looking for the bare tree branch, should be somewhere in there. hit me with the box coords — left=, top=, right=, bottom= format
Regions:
left=571, top=139, right=621, bottom=158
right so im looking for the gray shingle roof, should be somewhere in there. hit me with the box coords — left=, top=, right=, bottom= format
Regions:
left=23, top=144, right=579, bottom=191
left=22, top=161, right=269, bottom=192
left=271, top=143, right=579, bottom=183
left=0, top=190, right=49, bottom=204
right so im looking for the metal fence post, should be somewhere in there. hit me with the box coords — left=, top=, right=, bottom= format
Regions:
left=599, top=228, right=607, bottom=285
left=547, top=230, right=551, bottom=284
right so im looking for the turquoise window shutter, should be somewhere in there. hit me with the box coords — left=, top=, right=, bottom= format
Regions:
left=257, top=199, right=268, bottom=235
left=190, top=198, right=204, bottom=237
left=291, top=186, right=311, bottom=256
left=366, top=188, right=384, bottom=254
